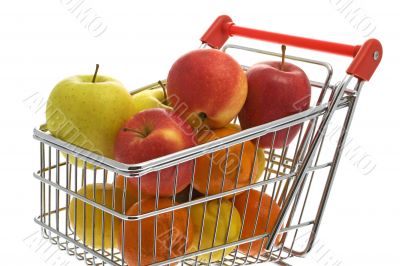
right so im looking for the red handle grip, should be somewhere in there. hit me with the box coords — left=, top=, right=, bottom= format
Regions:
left=201, top=15, right=382, bottom=81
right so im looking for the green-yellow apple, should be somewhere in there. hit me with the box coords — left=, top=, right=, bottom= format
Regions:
left=167, top=49, right=248, bottom=129
left=114, top=108, right=197, bottom=197
left=131, top=88, right=172, bottom=115
left=46, top=73, right=136, bottom=160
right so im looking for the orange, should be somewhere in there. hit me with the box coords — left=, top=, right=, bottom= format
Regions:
left=118, top=198, right=194, bottom=266
left=193, top=126, right=258, bottom=197
left=227, top=124, right=266, bottom=180
left=234, top=189, right=281, bottom=256
left=116, top=175, right=151, bottom=203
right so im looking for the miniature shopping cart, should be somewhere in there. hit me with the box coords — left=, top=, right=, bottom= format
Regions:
left=32, top=15, right=382, bottom=266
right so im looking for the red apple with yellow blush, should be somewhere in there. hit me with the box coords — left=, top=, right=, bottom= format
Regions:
left=114, top=108, right=196, bottom=197
left=167, top=49, right=248, bottom=129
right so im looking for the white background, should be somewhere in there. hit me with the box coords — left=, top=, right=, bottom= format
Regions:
left=0, top=0, right=399, bottom=265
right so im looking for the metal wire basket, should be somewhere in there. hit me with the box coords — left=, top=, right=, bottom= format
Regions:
left=32, top=15, right=382, bottom=266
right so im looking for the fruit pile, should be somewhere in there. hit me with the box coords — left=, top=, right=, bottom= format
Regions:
left=46, top=46, right=311, bottom=265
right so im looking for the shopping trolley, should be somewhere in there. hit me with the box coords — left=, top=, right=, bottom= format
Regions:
left=32, top=15, right=382, bottom=265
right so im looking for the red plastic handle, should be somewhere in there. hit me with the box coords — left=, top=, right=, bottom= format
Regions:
left=201, top=15, right=382, bottom=81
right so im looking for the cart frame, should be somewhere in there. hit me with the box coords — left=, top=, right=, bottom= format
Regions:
left=32, top=15, right=382, bottom=266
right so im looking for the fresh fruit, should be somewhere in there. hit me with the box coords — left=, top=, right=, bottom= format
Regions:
left=189, top=200, right=241, bottom=262
left=193, top=126, right=258, bottom=197
left=132, top=87, right=172, bottom=115
left=167, top=49, right=248, bottom=129
left=225, top=123, right=242, bottom=131
left=119, top=198, right=193, bottom=266
left=115, top=175, right=144, bottom=202
left=46, top=65, right=136, bottom=159
left=226, top=124, right=266, bottom=180
left=69, top=183, right=136, bottom=249
left=256, top=147, right=266, bottom=180
left=238, top=46, right=311, bottom=149
left=114, top=108, right=197, bottom=197
left=234, top=189, right=281, bottom=256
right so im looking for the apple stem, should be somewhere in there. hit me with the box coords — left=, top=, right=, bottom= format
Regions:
left=198, top=112, right=207, bottom=121
left=92, top=64, right=100, bottom=83
left=158, top=80, right=168, bottom=105
left=122, top=127, right=153, bottom=138
left=123, top=127, right=145, bottom=138
left=281, top=45, right=286, bottom=71
left=39, top=123, right=48, bottom=132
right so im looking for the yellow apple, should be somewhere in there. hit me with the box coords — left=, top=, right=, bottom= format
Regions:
left=46, top=74, right=136, bottom=160
left=256, top=147, right=266, bottom=180
left=69, top=183, right=136, bottom=249
left=132, top=88, right=172, bottom=114
left=189, top=200, right=241, bottom=262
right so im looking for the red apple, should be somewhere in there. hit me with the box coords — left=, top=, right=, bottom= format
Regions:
left=238, top=61, right=311, bottom=149
left=167, top=49, right=248, bottom=129
left=114, top=108, right=196, bottom=197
